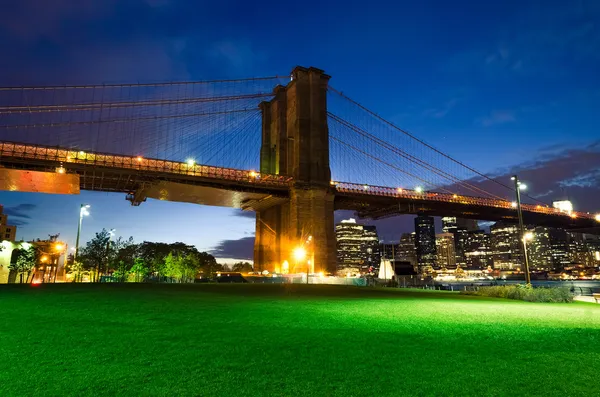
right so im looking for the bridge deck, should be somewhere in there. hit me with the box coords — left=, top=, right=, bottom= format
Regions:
left=0, top=141, right=598, bottom=230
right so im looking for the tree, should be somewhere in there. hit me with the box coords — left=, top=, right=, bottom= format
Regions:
left=9, top=246, right=37, bottom=283
left=111, top=236, right=137, bottom=278
left=162, top=252, right=181, bottom=282
left=232, top=262, right=253, bottom=273
left=129, top=258, right=149, bottom=282
left=79, top=229, right=112, bottom=282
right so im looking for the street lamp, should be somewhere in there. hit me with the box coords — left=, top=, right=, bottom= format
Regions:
left=293, top=246, right=307, bottom=284
left=511, top=175, right=531, bottom=285
left=74, top=204, right=90, bottom=263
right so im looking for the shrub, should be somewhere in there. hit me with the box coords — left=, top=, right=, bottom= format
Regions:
left=461, top=285, right=573, bottom=303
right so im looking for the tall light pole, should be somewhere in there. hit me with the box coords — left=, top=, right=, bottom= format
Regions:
left=511, top=176, right=531, bottom=285
left=74, top=204, right=90, bottom=263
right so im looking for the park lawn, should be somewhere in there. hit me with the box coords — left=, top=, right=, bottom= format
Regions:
left=0, top=284, right=599, bottom=397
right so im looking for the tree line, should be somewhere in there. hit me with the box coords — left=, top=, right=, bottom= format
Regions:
left=72, top=229, right=253, bottom=282
left=6, top=228, right=254, bottom=283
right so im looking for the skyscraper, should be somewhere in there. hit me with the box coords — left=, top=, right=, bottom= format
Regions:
left=441, top=217, right=472, bottom=266
left=464, top=230, right=492, bottom=270
left=490, top=222, right=523, bottom=270
left=548, top=228, right=569, bottom=271
left=414, top=215, right=436, bottom=272
left=436, top=233, right=456, bottom=269
left=527, top=226, right=553, bottom=270
left=335, top=219, right=380, bottom=271
left=397, top=232, right=417, bottom=270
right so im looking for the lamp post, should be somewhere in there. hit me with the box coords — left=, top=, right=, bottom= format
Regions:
left=74, top=204, right=90, bottom=263
left=511, top=176, right=531, bottom=285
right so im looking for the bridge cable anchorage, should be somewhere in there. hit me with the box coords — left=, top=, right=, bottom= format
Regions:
left=328, top=112, right=507, bottom=201
left=327, top=86, right=551, bottom=207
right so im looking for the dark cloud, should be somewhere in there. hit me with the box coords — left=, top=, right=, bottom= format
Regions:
left=3, top=204, right=37, bottom=227
left=4, top=204, right=37, bottom=219
left=8, top=219, right=30, bottom=227
left=461, top=141, right=600, bottom=211
left=210, top=236, right=254, bottom=260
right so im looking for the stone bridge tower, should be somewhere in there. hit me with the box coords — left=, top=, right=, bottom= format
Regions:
left=253, top=66, right=336, bottom=274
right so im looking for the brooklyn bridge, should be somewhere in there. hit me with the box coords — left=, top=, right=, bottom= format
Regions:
left=0, top=66, right=598, bottom=272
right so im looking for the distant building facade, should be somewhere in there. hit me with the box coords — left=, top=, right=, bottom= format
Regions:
left=436, top=233, right=456, bottom=269
left=0, top=205, right=17, bottom=242
left=414, top=215, right=436, bottom=272
left=397, top=233, right=417, bottom=270
left=490, top=222, right=523, bottom=270
left=336, top=218, right=380, bottom=271
left=464, top=230, right=493, bottom=270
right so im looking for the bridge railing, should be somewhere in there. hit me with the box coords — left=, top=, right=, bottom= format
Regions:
left=0, top=142, right=292, bottom=188
left=334, top=182, right=596, bottom=221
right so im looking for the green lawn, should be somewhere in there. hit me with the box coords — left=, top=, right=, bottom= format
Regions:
left=0, top=284, right=599, bottom=397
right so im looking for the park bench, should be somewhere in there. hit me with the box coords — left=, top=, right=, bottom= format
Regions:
left=593, top=293, right=600, bottom=304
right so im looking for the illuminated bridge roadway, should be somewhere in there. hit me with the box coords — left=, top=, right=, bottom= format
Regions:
left=1, top=141, right=598, bottom=232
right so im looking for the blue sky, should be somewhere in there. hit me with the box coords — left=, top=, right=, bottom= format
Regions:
left=0, top=0, right=599, bottom=261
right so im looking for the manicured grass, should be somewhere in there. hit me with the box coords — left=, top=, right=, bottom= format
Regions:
left=0, top=284, right=599, bottom=396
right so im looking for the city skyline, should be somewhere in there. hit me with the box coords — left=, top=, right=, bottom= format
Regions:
left=1, top=0, right=599, bottom=262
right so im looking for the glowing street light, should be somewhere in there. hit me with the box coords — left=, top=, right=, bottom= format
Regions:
left=511, top=175, right=531, bottom=285
left=74, top=204, right=90, bottom=262
left=293, top=247, right=307, bottom=261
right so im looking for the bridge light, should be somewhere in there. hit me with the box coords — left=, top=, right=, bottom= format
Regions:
left=79, top=151, right=85, bottom=156
left=595, top=214, right=600, bottom=222
left=415, top=186, right=423, bottom=193
left=136, top=156, right=143, bottom=162
left=56, top=166, right=66, bottom=174
left=363, top=185, right=369, bottom=190
left=249, top=170, right=258, bottom=178
left=293, top=247, right=307, bottom=262
left=186, top=158, right=195, bottom=167
left=570, top=213, right=577, bottom=219
left=511, top=202, right=517, bottom=208
left=452, top=194, right=458, bottom=199
left=330, top=180, right=336, bottom=186
left=397, top=188, right=403, bottom=193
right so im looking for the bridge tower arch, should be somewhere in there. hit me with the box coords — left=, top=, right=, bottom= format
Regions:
left=253, top=66, right=336, bottom=274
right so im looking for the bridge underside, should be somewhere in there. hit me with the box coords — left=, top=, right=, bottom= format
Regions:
left=335, top=193, right=598, bottom=231
left=0, top=162, right=288, bottom=210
